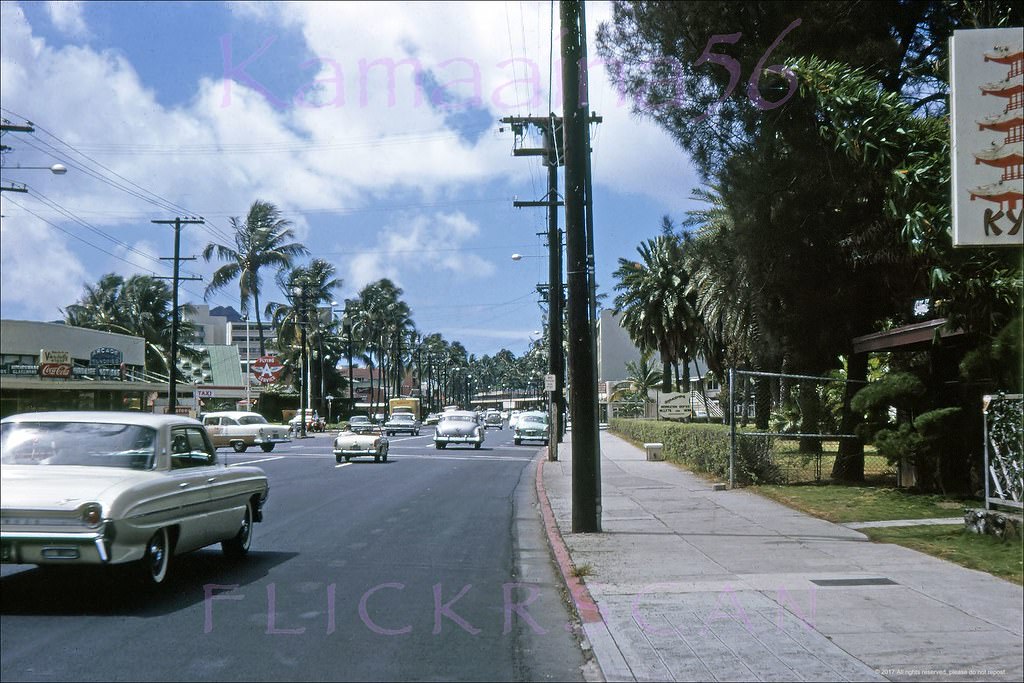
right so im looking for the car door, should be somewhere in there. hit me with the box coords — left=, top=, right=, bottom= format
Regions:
left=165, top=425, right=225, bottom=552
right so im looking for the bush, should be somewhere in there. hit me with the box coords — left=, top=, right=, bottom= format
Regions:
left=609, top=418, right=780, bottom=485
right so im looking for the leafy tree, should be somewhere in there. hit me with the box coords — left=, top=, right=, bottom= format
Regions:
left=203, top=200, right=308, bottom=356
left=64, top=273, right=197, bottom=379
left=612, top=231, right=698, bottom=392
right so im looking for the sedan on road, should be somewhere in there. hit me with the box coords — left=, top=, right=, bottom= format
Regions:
left=0, top=411, right=269, bottom=586
left=513, top=411, right=550, bottom=446
left=333, top=428, right=389, bottom=463
left=433, top=410, right=486, bottom=450
left=384, top=413, right=421, bottom=436
left=347, top=415, right=376, bottom=434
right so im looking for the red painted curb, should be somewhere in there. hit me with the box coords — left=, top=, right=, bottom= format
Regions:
left=535, top=451, right=603, bottom=624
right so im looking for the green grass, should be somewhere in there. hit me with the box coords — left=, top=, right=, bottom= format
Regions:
left=862, top=525, right=1023, bottom=585
left=751, top=483, right=1022, bottom=585
left=751, top=483, right=975, bottom=523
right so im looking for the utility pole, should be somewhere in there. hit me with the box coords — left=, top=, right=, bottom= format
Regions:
left=153, top=216, right=205, bottom=413
left=501, top=113, right=567, bottom=451
left=2, top=122, right=34, bottom=193
left=562, top=0, right=601, bottom=533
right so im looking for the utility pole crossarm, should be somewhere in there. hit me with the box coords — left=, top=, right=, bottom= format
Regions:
left=152, top=216, right=206, bottom=413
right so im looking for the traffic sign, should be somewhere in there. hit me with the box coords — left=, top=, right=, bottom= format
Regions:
left=250, top=355, right=284, bottom=384
left=544, top=374, right=556, bottom=392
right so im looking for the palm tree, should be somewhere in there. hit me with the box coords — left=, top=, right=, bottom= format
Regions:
left=63, top=273, right=197, bottom=379
left=612, top=229, right=695, bottom=393
left=202, top=200, right=308, bottom=357
left=264, top=260, right=342, bottom=415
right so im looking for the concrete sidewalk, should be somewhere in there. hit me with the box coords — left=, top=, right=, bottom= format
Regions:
left=538, top=431, right=1023, bottom=682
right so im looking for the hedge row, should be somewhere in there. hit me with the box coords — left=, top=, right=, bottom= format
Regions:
left=608, top=418, right=781, bottom=485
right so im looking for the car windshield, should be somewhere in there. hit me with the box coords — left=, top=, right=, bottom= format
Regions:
left=238, top=415, right=268, bottom=425
left=351, top=417, right=369, bottom=424
left=391, top=415, right=414, bottom=421
left=0, top=421, right=157, bottom=469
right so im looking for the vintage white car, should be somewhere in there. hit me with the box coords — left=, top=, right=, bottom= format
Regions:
left=384, top=413, right=421, bottom=436
left=433, top=410, right=486, bottom=450
left=333, top=427, right=389, bottom=463
left=514, top=410, right=550, bottom=446
left=202, top=410, right=291, bottom=452
left=0, top=411, right=270, bottom=586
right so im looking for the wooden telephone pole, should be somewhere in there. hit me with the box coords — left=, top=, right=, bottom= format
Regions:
left=153, top=216, right=205, bottom=413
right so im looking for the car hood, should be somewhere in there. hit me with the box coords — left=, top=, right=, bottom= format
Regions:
left=0, top=466, right=154, bottom=511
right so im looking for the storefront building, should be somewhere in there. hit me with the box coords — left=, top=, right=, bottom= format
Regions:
left=0, top=320, right=167, bottom=418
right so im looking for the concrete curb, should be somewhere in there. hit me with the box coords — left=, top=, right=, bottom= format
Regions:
left=535, top=451, right=635, bottom=682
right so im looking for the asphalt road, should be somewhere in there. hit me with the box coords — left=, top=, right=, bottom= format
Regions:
left=0, top=425, right=590, bottom=682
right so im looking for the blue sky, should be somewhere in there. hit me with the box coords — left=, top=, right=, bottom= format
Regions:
left=1, top=1, right=699, bottom=358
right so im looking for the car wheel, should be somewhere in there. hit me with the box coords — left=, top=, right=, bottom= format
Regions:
left=139, top=527, right=170, bottom=585
left=222, top=501, right=253, bottom=559
left=232, top=442, right=247, bottom=453
left=336, top=454, right=343, bottom=464
left=260, top=443, right=275, bottom=453
left=474, top=442, right=481, bottom=450
left=435, top=442, right=445, bottom=450
left=374, top=452, right=381, bottom=462
left=382, top=448, right=389, bottom=463
left=344, top=455, right=352, bottom=462
left=514, top=438, right=521, bottom=446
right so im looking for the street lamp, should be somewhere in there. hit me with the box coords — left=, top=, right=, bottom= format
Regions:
left=291, top=284, right=308, bottom=439
left=326, top=395, right=334, bottom=425
left=7, top=163, right=67, bottom=174
left=334, top=299, right=357, bottom=417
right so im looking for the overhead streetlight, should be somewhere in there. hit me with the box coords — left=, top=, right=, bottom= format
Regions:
left=7, top=163, right=67, bottom=174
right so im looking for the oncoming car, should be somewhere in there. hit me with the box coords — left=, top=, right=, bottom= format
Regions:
left=0, top=411, right=269, bottom=587
left=483, top=410, right=503, bottom=430
left=347, top=415, right=375, bottom=434
left=333, top=427, right=389, bottom=463
left=384, top=413, right=421, bottom=436
left=433, top=410, right=485, bottom=450
left=514, top=411, right=550, bottom=446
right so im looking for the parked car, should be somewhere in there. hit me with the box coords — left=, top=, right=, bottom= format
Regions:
left=384, top=413, right=421, bottom=436
left=508, top=410, right=522, bottom=429
left=0, top=411, right=269, bottom=586
left=433, top=410, right=486, bottom=450
left=484, top=409, right=503, bottom=430
left=333, top=427, right=389, bottom=463
left=202, top=411, right=291, bottom=452
left=514, top=411, right=550, bottom=446
left=345, top=415, right=374, bottom=434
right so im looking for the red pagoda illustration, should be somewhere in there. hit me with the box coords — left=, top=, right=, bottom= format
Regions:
left=969, top=41, right=1023, bottom=212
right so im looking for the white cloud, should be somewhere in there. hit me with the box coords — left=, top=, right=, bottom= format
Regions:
left=345, top=211, right=496, bottom=292
left=0, top=207, right=89, bottom=320
left=45, top=0, right=89, bottom=39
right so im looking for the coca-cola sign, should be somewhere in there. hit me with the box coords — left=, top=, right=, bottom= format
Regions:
left=40, top=364, right=72, bottom=378
left=39, top=349, right=71, bottom=379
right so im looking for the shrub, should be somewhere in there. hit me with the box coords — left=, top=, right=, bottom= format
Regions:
left=609, top=418, right=779, bottom=485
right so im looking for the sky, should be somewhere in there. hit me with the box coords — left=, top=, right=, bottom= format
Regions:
left=0, top=0, right=700, bottom=359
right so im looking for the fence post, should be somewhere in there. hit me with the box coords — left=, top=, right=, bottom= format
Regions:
left=729, top=367, right=736, bottom=489
left=983, top=397, right=990, bottom=511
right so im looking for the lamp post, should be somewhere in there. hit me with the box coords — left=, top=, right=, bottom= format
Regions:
left=243, top=314, right=251, bottom=410
left=291, top=284, right=308, bottom=439
left=326, top=395, right=334, bottom=425
left=340, top=300, right=356, bottom=416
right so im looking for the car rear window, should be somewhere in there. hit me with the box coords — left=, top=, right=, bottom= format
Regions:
left=1, top=421, right=157, bottom=469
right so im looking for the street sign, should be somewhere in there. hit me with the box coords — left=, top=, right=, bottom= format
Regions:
left=250, top=355, right=284, bottom=384
left=544, top=373, right=556, bottom=392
